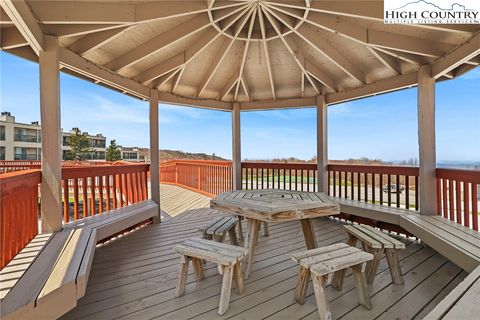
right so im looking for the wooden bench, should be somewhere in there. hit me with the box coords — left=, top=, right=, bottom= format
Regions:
left=291, top=243, right=373, bottom=320
left=199, top=216, right=239, bottom=245
left=400, top=214, right=480, bottom=273
left=424, top=266, right=480, bottom=319
left=0, top=200, right=158, bottom=320
left=342, top=224, right=405, bottom=285
left=175, top=238, right=248, bottom=315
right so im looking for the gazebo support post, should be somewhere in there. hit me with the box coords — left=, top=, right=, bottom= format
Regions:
left=39, top=35, right=63, bottom=233
left=417, top=65, right=437, bottom=215
left=232, top=102, right=242, bottom=190
left=316, top=95, right=328, bottom=193
left=149, top=89, right=161, bottom=222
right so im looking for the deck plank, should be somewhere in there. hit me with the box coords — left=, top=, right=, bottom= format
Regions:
left=59, top=186, right=470, bottom=320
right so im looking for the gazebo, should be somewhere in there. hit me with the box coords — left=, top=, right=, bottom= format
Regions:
left=1, top=1, right=479, bottom=319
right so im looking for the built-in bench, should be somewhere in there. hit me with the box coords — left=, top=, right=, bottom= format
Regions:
left=424, top=265, right=480, bottom=319
left=0, top=200, right=158, bottom=320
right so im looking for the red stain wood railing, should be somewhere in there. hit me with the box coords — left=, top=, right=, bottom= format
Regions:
left=61, top=163, right=149, bottom=223
left=436, top=168, right=480, bottom=231
left=0, top=169, right=41, bottom=269
left=0, top=160, right=117, bottom=173
left=328, top=164, right=419, bottom=210
left=160, top=160, right=232, bottom=197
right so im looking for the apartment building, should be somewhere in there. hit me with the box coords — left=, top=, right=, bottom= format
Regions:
left=119, top=146, right=144, bottom=162
left=0, top=112, right=106, bottom=161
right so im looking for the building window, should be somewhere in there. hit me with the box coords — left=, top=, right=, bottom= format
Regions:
left=14, top=127, right=40, bottom=143
left=0, top=146, right=5, bottom=160
left=123, top=152, right=138, bottom=160
left=0, top=126, right=5, bottom=141
left=14, top=147, right=39, bottom=160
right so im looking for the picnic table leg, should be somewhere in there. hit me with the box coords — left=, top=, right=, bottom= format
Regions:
left=300, top=218, right=318, bottom=249
left=385, top=248, right=404, bottom=284
left=244, top=218, right=260, bottom=279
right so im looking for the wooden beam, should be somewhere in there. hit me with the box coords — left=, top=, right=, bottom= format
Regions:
left=305, top=61, right=338, bottom=91
left=1, top=0, right=44, bottom=55
left=39, top=35, right=62, bottom=233
left=240, top=97, right=316, bottom=110
left=257, top=8, right=276, bottom=100
left=58, top=47, right=150, bottom=99
left=316, top=95, right=328, bottom=193
left=44, top=24, right=123, bottom=38
left=417, top=65, right=436, bottom=215
left=432, top=32, right=480, bottom=79
left=68, top=26, right=129, bottom=56
left=133, top=53, right=185, bottom=85
left=232, top=103, right=242, bottom=190
left=219, top=71, right=239, bottom=100
left=0, top=26, right=28, bottom=49
left=157, top=92, right=232, bottom=111
left=149, top=89, right=160, bottom=223
left=367, top=47, right=401, bottom=76
left=326, top=72, right=417, bottom=105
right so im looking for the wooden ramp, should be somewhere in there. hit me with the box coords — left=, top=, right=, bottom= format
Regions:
left=60, top=209, right=467, bottom=320
left=160, top=184, right=211, bottom=218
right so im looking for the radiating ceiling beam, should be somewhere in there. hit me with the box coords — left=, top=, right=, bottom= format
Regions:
left=133, top=54, right=185, bottom=84
left=304, top=61, right=337, bottom=91
left=104, top=14, right=211, bottom=71
left=69, top=26, right=129, bottom=56
left=1, top=0, right=44, bottom=55
left=262, top=7, right=319, bottom=94
left=219, top=71, right=239, bottom=100
left=197, top=5, right=255, bottom=97
left=432, top=32, right=480, bottom=79
left=258, top=7, right=276, bottom=100
left=151, top=67, right=181, bottom=89
left=28, top=1, right=245, bottom=25
left=367, top=47, right=401, bottom=76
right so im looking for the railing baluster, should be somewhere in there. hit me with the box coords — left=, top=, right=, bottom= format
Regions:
left=98, top=175, right=104, bottom=213
left=82, top=177, right=88, bottom=217
left=357, top=172, right=361, bottom=201
left=63, top=179, right=69, bottom=222
left=379, top=174, right=383, bottom=205
left=372, top=173, right=375, bottom=204
left=387, top=174, right=391, bottom=206
left=350, top=172, right=354, bottom=200
left=338, top=172, right=342, bottom=198
left=396, top=174, right=400, bottom=208
left=90, top=176, right=96, bottom=215
left=455, top=180, right=461, bottom=223
left=364, top=173, right=368, bottom=203
left=405, top=175, right=410, bottom=210
left=73, top=178, right=79, bottom=220
left=448, top=179, right=454, bottom=221
left=106, top=175, right=111, bottom=210
left=463, top=182, right=470, bottom=228
left=472, top=183, right=478, bottom=231
left=415, top=176, right=419, bottom=210
left=333, top=171, right=336, bottom=197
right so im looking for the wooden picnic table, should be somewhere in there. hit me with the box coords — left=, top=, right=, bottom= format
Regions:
left=210, top=189, right=340, bottom=278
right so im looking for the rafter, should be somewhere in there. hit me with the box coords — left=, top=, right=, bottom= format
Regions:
left=261, top=7, right=320, bottom=94
left=28, top=1, right=245, bottom=25
left=69, top=26, right=129, bottom=56
left=304, top=61, right=337, bottom=91
left=367, top=47, right=401, bottom=76
left=219, top=71, right=240, bottom=100
left=1, top=0, right=44, bottom=55
left=197, top=5, right=255, bottom=97
left=234, top=6, right=257, bottom=101
left=240, top=76, right=250, bottom=101
left=257, top=8, right=276, bottom=100
left=152, top=67, right=181, bottom=89
left=133, top=54, right=185, bottom=84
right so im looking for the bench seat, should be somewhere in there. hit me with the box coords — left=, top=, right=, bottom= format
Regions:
left=0, top=199, right=159, bottom=320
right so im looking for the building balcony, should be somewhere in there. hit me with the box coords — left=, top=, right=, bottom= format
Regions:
left=14, top=134, right=40, bottom=143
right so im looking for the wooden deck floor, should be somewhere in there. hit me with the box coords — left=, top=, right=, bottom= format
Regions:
left=159, top=184, right=211, bottom=218
left=60, top=186, right=468, bottom=320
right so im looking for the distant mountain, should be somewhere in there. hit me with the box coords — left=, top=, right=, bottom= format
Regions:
left=137, top=148, right=228, bottom=162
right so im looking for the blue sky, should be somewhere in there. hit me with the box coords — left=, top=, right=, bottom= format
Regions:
left=1, top=51, right=479, bottom=162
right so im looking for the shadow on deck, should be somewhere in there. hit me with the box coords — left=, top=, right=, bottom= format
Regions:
left=60, top=185, right=467, bottom=320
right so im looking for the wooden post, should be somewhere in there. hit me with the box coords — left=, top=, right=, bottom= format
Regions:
left=417, top=65, right=437, bottom=215
left=149, top=88, right=161, bottom=222
left=232, top=103, right=242, bottom=190
left=316, top=95, right=328, bottom=193
left=39, top=35, right=62, bottom=233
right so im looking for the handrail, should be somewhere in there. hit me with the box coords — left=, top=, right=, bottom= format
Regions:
left=0, top=169, right=41, bottom=268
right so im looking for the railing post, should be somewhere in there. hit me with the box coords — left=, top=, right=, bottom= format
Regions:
left=417, top=65, right=437, bottom=215
left=316, top=95, right=328, bottom=193
left=232, top=103, right=242, bottom=190
left=39, top=35, right=62, bottom=233
left=149, top=88, right=161, bottom=222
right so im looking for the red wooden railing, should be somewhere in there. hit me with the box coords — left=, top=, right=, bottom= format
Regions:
left=436, top=168, right=480, bottom=231
left=328, top=164, right=419, bottom=210
left=61, top=163, right=149, bottom=223
left=0, top=169, right=41, bottom=269
left=0, top=160, right=116, bottom=173
left=160, top=160, right=232, bottom=197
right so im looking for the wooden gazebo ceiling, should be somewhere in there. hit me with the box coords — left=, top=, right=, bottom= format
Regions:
left=1, top=0, right=479, bottom=109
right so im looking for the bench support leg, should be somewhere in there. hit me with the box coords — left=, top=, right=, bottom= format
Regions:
left=300, top=218, right=318, bottom=250
left=263, top=222, right=270, bottom=236
left=228, top=228, right=239, bottom=246
left=244, top=218, right=260, bottom=279
left=312, top=273, right=332, bottom=320
left=294, top=266, right=311, bottom=304
left=366, top=247, right=384, bottom=284
left=237, top=216, right=244, bottom=242
left=218, top=265, right=234, bottom=315
left=234, top=262, right=244, bottom=294
left=332, top=235, right=358, bottom=290
left=351, top=263, right=372, bottom=310
left=175, top=256, right=190, bottom=297
left=191, top=258, right=204, bottom=281
left=385, top=249, right=404, bottom=284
